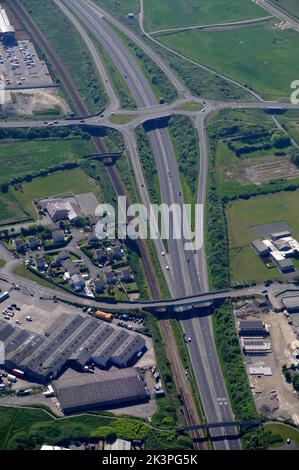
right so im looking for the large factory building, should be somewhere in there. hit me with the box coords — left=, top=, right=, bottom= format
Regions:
left=0, top=5, right=15, bottom=42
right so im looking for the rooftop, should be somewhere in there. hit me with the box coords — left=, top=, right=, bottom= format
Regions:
left=0, top=6, right=15, bottom=35
left=52, top=369, right=147, bottom=412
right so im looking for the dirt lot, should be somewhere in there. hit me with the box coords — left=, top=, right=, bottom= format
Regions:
left=1, top=89, right=69, bottom=117
left=234, top=300, right=299, bottom=425
left=245, top=157, right=299, bottom=184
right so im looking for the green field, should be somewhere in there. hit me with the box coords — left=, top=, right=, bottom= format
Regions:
left=94, top=0, right=139, bottom=19
left=278, top=110, right=299, bottom=146
left=0, top=406, right=191, bottom=450
left=19, top=0, right=107, bottom=113
left=275, top=0, right=299, bottom=19
left=10, top=168, right=100, bottom=219
left=0, top=138, right=94, bottom=185
left=13, top=265, right=65, bottom=291
left=144, top=0, right=265, bottom=31
left=226, top=191, right=299, bottom=282
left=169, top=115, right=200, bottom=206
left=159, top=22, right=299, bottom=99
left=264, top=422, right=299, bottom=448
left=0, top=192, right=30, bottom=225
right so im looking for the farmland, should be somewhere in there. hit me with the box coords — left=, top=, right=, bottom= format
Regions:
left=158, top=22, right=299, bottom=100
left=144, top=0, right=265, bottom=31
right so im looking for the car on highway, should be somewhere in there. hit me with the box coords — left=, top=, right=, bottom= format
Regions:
left=161, top=251, right=165, bottom=256
left=165, top=265, right=170, bottom=271
left=184, top=333, right=191, bottom=343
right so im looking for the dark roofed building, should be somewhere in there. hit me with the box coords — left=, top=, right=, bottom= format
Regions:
left=282, top=296, right=299, bottom=313
left=52, top=369, right=148, bottom=414
left=251, top=240, right=269, bottom=257
left=1, top=314, right=147, bottom=383
left=112, top=335, right=146, bottom=368
left=88, top=234, right=100, bottom=247
left=52, top=229, right=65, bottom=244
left=239, top=320, right=268, bottom=337
left=108, top=246, right=123, bottom=261
left=62, top=259, right=80, bottom=276
left=93, top=249, right=107, bottom=264
left=12, top=239, right=27, bottom=254
left=0, top=321, right=15, bottom=342
left=270, top=231, right=291, bottom=241
left=276, top=258, right=295, bottom=273
left=54, top=251, right=70, bottom=267
left=118, top=269, right=134, bottom=283
left=28, top=237, right=41, bottom=250
left=94, top=279, right=105, bottom=295
left=103, top=271, right=117, bottom=285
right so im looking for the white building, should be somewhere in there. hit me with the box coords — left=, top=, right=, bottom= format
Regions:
left=0, top=6, right=15, bottom=40
left=105, top=438, right=131, bottom=451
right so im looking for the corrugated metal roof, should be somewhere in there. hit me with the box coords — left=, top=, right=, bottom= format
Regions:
left=0, top=7, right=15, bottom=34
left=53, top=369, right=147, bottom=411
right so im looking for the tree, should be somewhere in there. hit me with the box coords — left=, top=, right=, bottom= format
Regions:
left=292, top=374, right=299, bottom=391
left=291, top=152, right=299, bottom=168
left=0, top=183, right=8, bottom=193
left=271, top=131, right=290, bottom=149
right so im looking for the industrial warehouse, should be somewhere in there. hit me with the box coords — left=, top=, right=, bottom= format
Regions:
left=52, top=369, right=148, bottom=414
left=0, top=5, right=15, bottom=42
left=0, top=313, right=147, bottom=383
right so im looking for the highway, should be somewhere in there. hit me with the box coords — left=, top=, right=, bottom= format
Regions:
left=0, top=98, right=298, bottom=130
left=3, top=0, right=299, bottom=450
left=254, top=0, right=299, bottom=32
left=0, top=252, right=291, bottom=311
left=62, top=0, right=240, bottom=449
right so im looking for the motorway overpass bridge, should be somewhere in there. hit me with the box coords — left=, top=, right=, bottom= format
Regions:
left=55, top=284, right=273, bottom=313
left=178, top=419, right=261, bottom=433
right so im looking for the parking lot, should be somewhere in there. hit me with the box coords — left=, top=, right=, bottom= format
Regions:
left=0, top=280, right=81, bottom=334
left=0, top=39, right=52, bottom=88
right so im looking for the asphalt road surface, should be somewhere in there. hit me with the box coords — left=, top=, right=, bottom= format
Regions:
left=64, top=0, right=240, bottom=449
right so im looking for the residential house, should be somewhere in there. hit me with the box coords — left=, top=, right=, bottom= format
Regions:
left=12, top=239, right=27, bottom=254
left=62, top=259, right=80, bottom=276
left=51, top=251, right=70, bottom=268
left=88, top=234, right=99, bottom=247
left=118, top=270, right=134, bottom=283
left=108, top=246, right=123, bottom=261
left=35, top=255, right=46, bottom=271
left=28, top=237, right=41, bottom=251
left=93, top=249, right=107, bottom=264
left=70, top=273, right=85, bottom=291
left=52, top=230, right=65, bottom=244
left=103, top=271, right=117, bottom=285
left=94, top=279, right=105, bottom=295
left=47, top=201, right=69, bottom=222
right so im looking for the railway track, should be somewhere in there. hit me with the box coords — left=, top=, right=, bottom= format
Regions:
left=10, top=0, right=205, bottom=449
